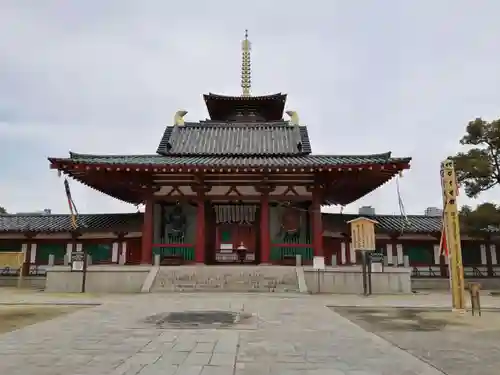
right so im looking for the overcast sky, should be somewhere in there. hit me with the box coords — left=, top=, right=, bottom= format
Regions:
left=1, top=0, right=499, bottom=215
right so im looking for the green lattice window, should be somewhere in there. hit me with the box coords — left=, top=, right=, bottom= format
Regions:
left=405, top=245, right=432, bottom=265
left=83, top=243, right=112, bottom=263
left=153, top=246, right=194, bottom=261
left=37, top=243, right=66, bottom=264
left=0, top=240, right=22, bottom=252
left=271, top=235, right=313, bottom=261
left=220, top=230, right=231, bottom=242
left=462, top=243, right=482, bottom=265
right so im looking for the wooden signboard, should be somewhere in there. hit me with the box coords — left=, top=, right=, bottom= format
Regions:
left=347, top=217, right=378, bottom=251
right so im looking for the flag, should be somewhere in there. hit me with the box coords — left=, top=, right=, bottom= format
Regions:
left=64, top=179, right=78, bottom=230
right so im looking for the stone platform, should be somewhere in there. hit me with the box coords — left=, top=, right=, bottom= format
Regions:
left=44, top=265, right=301, bottom=294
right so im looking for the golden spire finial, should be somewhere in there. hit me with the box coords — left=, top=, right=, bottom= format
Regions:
left=241, top=29, right=252, bottom=97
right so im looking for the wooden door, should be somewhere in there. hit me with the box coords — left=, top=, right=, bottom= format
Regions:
left=126, top=238, right=142, bottom=264
left=323, top=237, right=341, bottom=266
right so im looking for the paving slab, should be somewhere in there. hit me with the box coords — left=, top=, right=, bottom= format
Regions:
left=0, top=292, right=447, bottom=375
left=334, top=306, right=500, bottom=375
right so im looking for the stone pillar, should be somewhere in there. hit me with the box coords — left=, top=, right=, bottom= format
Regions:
left=311, top=190, right=323, bottom=257
left=120, top=240, right=127, bottom=265
left=491, top=244, right=498, bottom=265
left=260, top=194, right=270, bottom=264
left=396, top=243, right=404, bottom=266
left=433, top=243, right=440, bottom=265
left=386, top=243, right=394, bottom=265
left=295, top=254, right=302, bottom=266
left=480, top=244, right=488, bottom=265
left=340, top=242, right=347, bottom=265
left=331, top=254, right=337, bottom=266
left=349, top=241, right=355, bottom=264
left=403, top=255, right=410, bottom=268
left=195, top=195, right=205, bottom=263
left=29, top=243, right=37, bottom=265
left=65, top=243, right=72, bottom=266
left=115, top=234, right=125, bottom=264
left=112, top=242, right=119, bottom=263
left=141, top=197, right=154, bottom=264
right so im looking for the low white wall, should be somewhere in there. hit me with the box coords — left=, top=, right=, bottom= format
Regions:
left=0, top=276, right=46, bottom=289
left=412, top=277, right=500, bottom=291
left=45, top=265, right=150, bottom=293
left=304, top=266, right=411, bottom=294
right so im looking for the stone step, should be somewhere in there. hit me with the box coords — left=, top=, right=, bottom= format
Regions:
left=150, top=266, right=300, bottom=293
left=152, top=287, right=299, bottom=293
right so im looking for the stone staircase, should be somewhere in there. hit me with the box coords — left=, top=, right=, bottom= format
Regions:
left=150, top=265, right=299, bottom=293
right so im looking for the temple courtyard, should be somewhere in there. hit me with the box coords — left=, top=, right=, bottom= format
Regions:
left=0, top=291, right=499, bottom=374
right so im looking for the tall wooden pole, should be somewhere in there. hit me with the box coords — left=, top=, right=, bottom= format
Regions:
left=440, top=158, right=466, bottom=311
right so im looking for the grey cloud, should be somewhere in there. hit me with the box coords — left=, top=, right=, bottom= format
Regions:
left=1, top=0, right=500, bottom=214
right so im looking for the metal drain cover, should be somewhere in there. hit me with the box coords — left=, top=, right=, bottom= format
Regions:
left=144, top=310, right=252, bottom=329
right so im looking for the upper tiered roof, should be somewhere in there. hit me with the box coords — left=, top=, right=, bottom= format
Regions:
left=47, top=31, right=412, bottom=205
left=203, top=93, right=287, bottom=122
left=156, top=121, right=310, bottom=156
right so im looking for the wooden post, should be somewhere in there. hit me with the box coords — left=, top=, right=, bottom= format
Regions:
left=441, top=158, right=466, bottom=311
left=21, top=235, right=33, bottom=277
left=311, top=189, right=323, bottom=257
left=141, top=197, right=154, bottom=264
left=260, top=193, right=270, bottom=264
left=195, top=193, right=205, bottom=263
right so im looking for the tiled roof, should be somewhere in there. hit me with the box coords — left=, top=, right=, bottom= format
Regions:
left=156, top=122, right=311, bottom=156
left=56, top=152, right=410, bottom=168
left=203, top=93, right=287, bottom=101
left=323, top=214, right=442, bottom=234
left=203, top=93, right=287, bottom=122
left=0, top=213, right=143, bottom=233
left=0, top=212, right=440, bottom=234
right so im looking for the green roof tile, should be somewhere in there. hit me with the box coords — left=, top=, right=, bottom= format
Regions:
left=0, top=213, right=142, bottom=233
left=0, top=212, right=439, bottom=234
left=54, top=152, right=410, bottom=168
left=323, top=214, right=442, bottom=234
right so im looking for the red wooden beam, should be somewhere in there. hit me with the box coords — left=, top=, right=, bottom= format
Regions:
left=49, top=159, right=411, bottom=174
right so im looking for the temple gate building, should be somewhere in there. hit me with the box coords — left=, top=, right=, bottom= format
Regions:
left=46, top=33, right=410, bottom=266
left=0, top=33, right=497, bottom=281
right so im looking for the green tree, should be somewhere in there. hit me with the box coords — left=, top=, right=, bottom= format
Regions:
left=460, top=202, right=500, bottom=238
left=452, top=118, right=500, bottom=198
left=0, top=206, right=6, bottom=214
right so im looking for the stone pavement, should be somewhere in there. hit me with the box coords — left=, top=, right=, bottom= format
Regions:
left=0, top=292, right=448, bottom=375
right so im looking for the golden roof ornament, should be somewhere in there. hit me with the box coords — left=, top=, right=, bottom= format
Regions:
left=174, top=110, right=188, bottom=126
left=241, top=30, right=252, bottom=97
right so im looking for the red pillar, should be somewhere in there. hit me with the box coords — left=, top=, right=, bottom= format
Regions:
left=312, top=190, right=323, bottom=257
left=141, top=198, right=154, bottom=264
left=195, top=195, right=205, bottom=263
left=260, top=194, right=270, bottom=264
